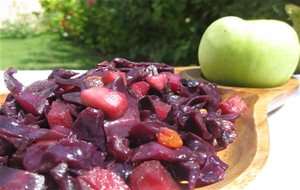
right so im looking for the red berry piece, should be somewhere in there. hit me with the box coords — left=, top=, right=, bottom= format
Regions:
left=130, top=160, right=180, bottom=190
left=219, top=95, right=246, bottom=115
left=130, top=81, right=150, bottom=99
left=166, top=73, right=181, bottom=93
left=146, top=73, right=168, bottom=91
left=80, top=86, right=128, bottom=119
left=102, top=71, right=127, bottom=85
left=47, top=100, right=73, bottom=129
left=78, top=167, right=130, bottom=190
left=152, top=99, right=171, bottom=119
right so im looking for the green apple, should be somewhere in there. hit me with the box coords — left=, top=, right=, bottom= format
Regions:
left=198, top=16, right=300, bottom=87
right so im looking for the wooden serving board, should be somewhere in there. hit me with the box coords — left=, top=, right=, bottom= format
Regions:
left=177, top=66, right=299, bottom=190
left=0, top=67, right=299, bottom=190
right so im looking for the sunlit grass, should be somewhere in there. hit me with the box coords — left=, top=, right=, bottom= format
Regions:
left=0, top=33, right=109, bottom=70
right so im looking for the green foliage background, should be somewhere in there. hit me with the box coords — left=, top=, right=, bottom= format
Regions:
left=40, top=0, right=299, bottom=66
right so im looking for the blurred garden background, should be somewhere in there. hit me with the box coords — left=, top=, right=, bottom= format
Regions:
left=0, top=0, right=300, bottom=70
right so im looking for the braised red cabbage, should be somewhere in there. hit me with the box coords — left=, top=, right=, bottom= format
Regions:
left=0, top=58, right=244, bottom=190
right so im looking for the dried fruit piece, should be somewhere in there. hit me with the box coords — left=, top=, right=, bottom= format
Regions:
left=199, top=108, right=208, bottom=116
left=80, top=86, right=128, bottom=120
left=78, top=167, right=130, bottom=190
left=156, top=127, right=183, bottom=149
left=84, top=76, right=103, bottom=87
left=130, top=160, right=180, bottom=190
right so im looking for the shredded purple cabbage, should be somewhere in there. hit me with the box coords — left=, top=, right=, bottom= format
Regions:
left=0, top=58, right=242, bottom=190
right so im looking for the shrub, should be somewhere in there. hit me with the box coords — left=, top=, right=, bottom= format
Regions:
left=40, top=0, right=295, bottom=66
left=285, top=3, right=300, bottom=73
left=1, top=12, right=43, bottom=38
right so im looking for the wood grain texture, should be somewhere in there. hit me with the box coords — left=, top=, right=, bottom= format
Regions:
left=0, top=67, right=298, bottom=189
left=178, top=66, right=299, bottom=189
left=0, top=94, right=7, bottom=107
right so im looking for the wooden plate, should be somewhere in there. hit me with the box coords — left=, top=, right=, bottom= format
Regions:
left=177, top=66, right=299, bottom=189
